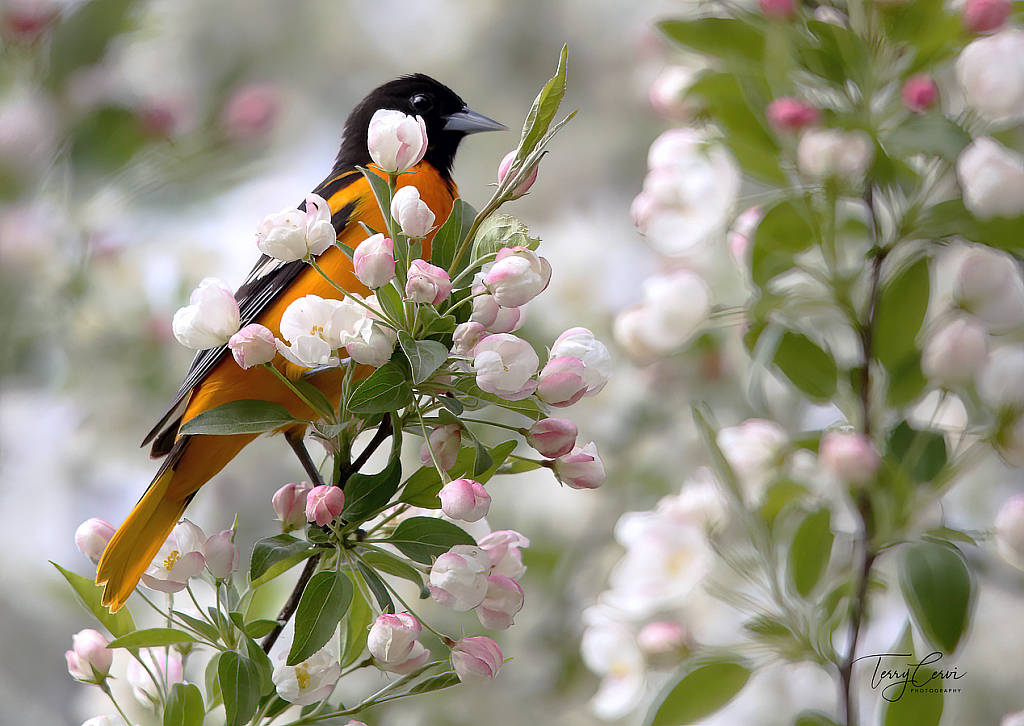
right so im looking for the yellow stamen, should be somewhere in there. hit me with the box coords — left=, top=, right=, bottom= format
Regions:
left=163, top=549, right=181, bottom=571
left=296, top=663, right=310, bottom=691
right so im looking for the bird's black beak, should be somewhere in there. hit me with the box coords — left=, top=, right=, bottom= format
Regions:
left=444, top=107, right=507, bottom=134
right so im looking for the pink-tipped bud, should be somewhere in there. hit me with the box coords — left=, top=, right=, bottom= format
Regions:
left=819, top=430, right=880, bottom=488
left=66, top=629, right=113, bottom=683
left=229, top=323, right=277, bottom=369
left=767, top=97, right=820, bottom=134
left=75, top=518, right=115, bottom=565
left=420, top=424, right=462, bottom=470
left=305, top=484, right=345, bottom=527
left=901, top=74, right=939, bottom=114
left=451, top=636, right=503, bottom=683
left=637, top=621, right=691, bottom=668
left=962, top=0, right=1011, bottom=33
left=476, top=575, right=524, bottom=630
left=536, top=356, right=589, bottom=407
left=552, top=442, right=606, bottom=489
left=760, top=0, right=797, bottom=19
left=525, top=418, right=578, bottom=458
left=273, top=481, right=313, bottom=532
left=497, top=151, right=539, bottom=199
left=367, top=612, right=422, bottom=664
left=439, top=478, right=491, bottom=522
left=352, top=233, right=396, bottom=289
left=203, top=529, right=240, bottom=579
left=405, top=259, right=452, bottom=305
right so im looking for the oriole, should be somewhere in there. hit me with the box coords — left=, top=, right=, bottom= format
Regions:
left=96, top=75, right=505, bottom=611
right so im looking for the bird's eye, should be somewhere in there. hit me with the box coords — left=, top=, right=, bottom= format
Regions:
left=410, top=94, right=433, bottom=114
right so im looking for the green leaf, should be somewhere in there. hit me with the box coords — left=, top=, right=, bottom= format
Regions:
left=347, top=362, right=413, bottom=415
left=241, top=619, right=279, bottom=640
left=107, top=628, right=197, bottom=650
left=922, top=198, right=1024, bottom=251
left=759, top=480, right=809, bottom=530
left=659, top=18, right=764, bottom=66
left=164, top=683, right=205, bottom=726
left=881, top=668, right=944, bottom=726
left=218, top=651, right=261, bottom=726
left=249, top=534, right=315, bottom=583
left=173, top=610, right=221, bottom=643
left=471, top=436, right=494, bottom=477
left=887, top=421, right=947, bottom=485
left=339, top=577, right=374, bottom=668
left=288, top=570, right=353, bottom=665
left=450, top=377, right=546, bottom=420
left=773, top=332, right=838, bottom=401
left=375, top=282, right=406, bottom=328
left=874, top=257, right=929, bottom=372
left=470, top=213, right=535, bottom=265
left=358, top=550, right=428, bottom=598
left=241, top=635, right=275, bottom=696
left=48, top=0, right=136, bottom=86
left=387, top=517, right=476, bottom=565
left=686, top=71, right=783, bottom=184
left=899, top=542, right=973, bottom=654
left=357, top=562, right=395, bottom=613
left=887, top=352, right=929, bottom=409
left=358, top=166, right=393, bottom=227
left=887, top=115, right=971, bottom=163
left=288, top=378, right=337, bottom=422
left=788, top=509, right=834, bottom=598
left=179, top=400, right=299, bottom=436
left=398, top=332, right=449, bottom=384
left=752, top=200, right=816, bottom=288
left=344, top=432, right=403, bottom=522
left=433, top=198, right=476, bottom=274
left=518, top=45, right=569, bottom=158
left=408, top=671, right=461, bottom=694
left=646, top=658, right=751, bottom=726
left=70, top=106, right=153, bottom=174
left=51, top=562, right=135, bottom=638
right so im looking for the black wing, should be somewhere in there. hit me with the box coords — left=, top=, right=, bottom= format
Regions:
left=143, top=169, right=363, bottom=455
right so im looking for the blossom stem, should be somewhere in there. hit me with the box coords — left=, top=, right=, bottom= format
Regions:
left=308, top=257, right=402, bottom=330
left=263, top=362, right=335, bottom=425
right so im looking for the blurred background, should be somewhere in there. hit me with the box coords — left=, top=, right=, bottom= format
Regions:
left=0, top=0, right=677, bottom=723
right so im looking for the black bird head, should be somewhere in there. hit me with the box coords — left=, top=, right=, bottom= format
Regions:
left=335, top=74, right=506, bottom=183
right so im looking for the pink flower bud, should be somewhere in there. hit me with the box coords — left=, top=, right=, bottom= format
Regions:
left=203, top=529, right=239, bottom=579
left=367, top=612, right=422, bottom=664
left=219, top=82, right=279, bottom=141
left=995, top=494, right=1024, bottom=569
left=172, top=277, right=241, bottom=350
left=797, top=128, right=874, bottom=181
left=473, top=333, right=540, bottom=401
left=452, top=321, right=487, bottom=357
left=525, top=418, right=578, bottom=458
left=305, top=484, right=345, bottom=527
left=75, top=517, right=115, bottom=565
left=637, top=621, right=691, bottom=668
left=451, top=636, right=503, bottom=683
left=901, top=74, right=939, bottom=113
left=379, top=640, right=431, bottom=674
left=483, top=246, right=552, bottom=308
left=818, top=430, right=880, bottom=487
left=390, top=185, right=436, bottom=238
left=439, top=478, right=491, bottom=522
left=352, top=233, right=396, bottom=289
left=273, top=481, right=313, bottom=532
left=471, top=287, right=526, bottom=333
left=476, top=574, right=524, bottom=630
left=478, top=530, right=530, bottom=579
left=405, top=259, right=452, bottom=305
left=956, top=137, right=1024, bottom=222
left=66, top=629, right=113, bottom=682
left=420, top=424, right=462, bottom=471
left=962, top=0, right=1011, bottom=33
left=552, top=442, right=606, bottom=489
left=550, top=327, right=612, bottom=397
left=767, top=97, right=820, bottom=133
left=229, top=323, right=277, bottom=369
left=536, top=356, right=589, bottom=407
left=922, top=316, right=989, bottom=388
left=367, top=109, right=428, bottom=173
left=497, top=151, right=539, bottom=199
left=429, top=545, right=491, bottom=611
left=760, top=0, right=797, bottom=19
left=953, top=245, right=1024, bottom=331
